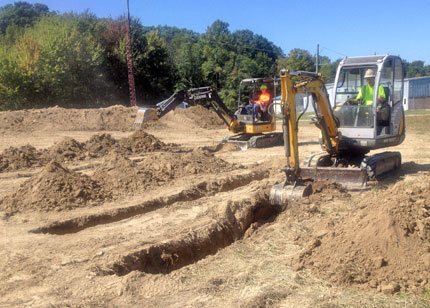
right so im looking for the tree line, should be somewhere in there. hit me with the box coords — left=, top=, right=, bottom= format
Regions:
left=0, top=2, right=428, bottom=111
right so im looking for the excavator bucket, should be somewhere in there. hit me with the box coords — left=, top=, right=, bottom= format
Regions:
left=133, top=107, right=159, bottom=128
left=270, top=166, right=368, bottom=206
left=270, top=182, right=312, bottom=205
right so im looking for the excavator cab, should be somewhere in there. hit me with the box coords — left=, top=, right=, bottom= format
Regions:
left=237, top=78, right=278, bottom=124
left=270, top=55, right=406, bottom=205
left=333, top=55, right=405, bottom=154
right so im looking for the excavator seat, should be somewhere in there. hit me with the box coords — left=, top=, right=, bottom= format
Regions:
left=377, top=86, right=391, bottom=127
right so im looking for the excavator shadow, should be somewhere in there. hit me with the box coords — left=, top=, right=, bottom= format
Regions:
left=298, top=141, right=319, bottom=146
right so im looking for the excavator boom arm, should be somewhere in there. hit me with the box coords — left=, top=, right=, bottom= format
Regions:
left=280, top=70, right=341, bottom=172
left=135, top=87, right=241, bottom=133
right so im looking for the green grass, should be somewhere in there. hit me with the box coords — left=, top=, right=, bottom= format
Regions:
left=405, top=113, right=430, bottom=132
left=405, top=109, right=430, bottom=116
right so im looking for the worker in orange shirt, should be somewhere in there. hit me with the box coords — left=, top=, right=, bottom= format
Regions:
left=253, top=84, right=271, bottom=120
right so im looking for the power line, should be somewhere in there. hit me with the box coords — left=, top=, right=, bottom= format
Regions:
left=320, top=46, right=347, bottom=58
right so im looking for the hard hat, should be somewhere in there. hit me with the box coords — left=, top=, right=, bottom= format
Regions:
left=260, top=84, right=267, bottom=90
left=364, top=69, right=376, bottom=78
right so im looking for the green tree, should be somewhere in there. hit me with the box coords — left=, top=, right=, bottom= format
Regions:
left=405, top=60, right=427, bottom=78
left=0, top=1, right=49, bottom=34
left=278, top=48, right=315, bottom=72
left=0, top=14, right=104, bottom=109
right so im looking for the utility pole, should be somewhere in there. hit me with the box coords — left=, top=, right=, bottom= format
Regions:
left=125, top=0, right=137, bottom=107
left=316, top=44, right=319, bottom=74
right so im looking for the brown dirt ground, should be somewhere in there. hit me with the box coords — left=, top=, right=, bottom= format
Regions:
left=1, top=105, right=430, bottom=307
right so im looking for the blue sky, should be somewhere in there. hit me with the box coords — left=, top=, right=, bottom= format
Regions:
left=2, top=0, right=430, bottom=64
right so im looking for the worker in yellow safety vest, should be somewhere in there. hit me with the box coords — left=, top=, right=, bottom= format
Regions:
left=349, top=68, right=386, bottom=105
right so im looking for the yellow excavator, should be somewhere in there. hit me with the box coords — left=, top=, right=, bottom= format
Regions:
left=270, top=55, right=405, bottom=205
left=134, top=78, right=283, bottom=148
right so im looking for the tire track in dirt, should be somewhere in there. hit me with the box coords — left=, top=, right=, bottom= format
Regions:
left=30, top=170, right=269, bottom=235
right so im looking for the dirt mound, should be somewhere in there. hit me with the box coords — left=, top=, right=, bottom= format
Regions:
left=93, top=149, right=233, bottom=194
left=47, top=137, right=86, bottom=162
left=0, top=145, right=48, bottom=172
left=0, top=105, right=137, bottom=133
left=84, top=133, right=117, bottom=158
left=116, top=129, right=171, bottom=154
left=92, top=153, right=143, bottom=195
left=1, top=161, right=108, bottom=213
left=0, top=131, right=174, bottom=173
left=161, top=105, right=225, bottom=129
left=291, top=175, right=430, bottom=293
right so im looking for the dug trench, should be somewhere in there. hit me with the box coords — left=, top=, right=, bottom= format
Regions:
left=97, top=184, right=280, bottom=276
left=30, top=169, right=269, bottom=235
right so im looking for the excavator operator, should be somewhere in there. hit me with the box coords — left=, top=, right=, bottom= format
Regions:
left=246, top=84, right=272, bottom=121
left=347, top=69, right=386, bottom=106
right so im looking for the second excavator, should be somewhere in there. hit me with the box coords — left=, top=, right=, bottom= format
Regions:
left=134, top=78, right=283, bottom=149
left=270, top=55, right=406, bottom=204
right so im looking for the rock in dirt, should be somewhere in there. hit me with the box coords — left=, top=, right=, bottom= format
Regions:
left=1, top=161, right=108, bottom=214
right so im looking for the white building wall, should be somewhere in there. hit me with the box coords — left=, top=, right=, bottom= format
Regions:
left=403, top=79, right=409, bottom=111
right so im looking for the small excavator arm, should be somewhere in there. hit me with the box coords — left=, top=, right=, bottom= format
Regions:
left=279, top=69, right=342, bottom=182
left=134, top=87, right=243, bottom=133
left=270, top=70, right=368, bottom=204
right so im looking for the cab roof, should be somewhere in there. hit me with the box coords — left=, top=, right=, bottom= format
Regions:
left=340, top=55, right=400, bottom=66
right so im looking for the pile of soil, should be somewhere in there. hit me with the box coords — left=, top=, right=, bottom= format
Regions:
left=291, top=175, right=430, bottom=293
left=0, top=105, right=138, bottom=133
left=93, top=149, right=233, bottom=194
left=1, top=161, right=108, bottom=213
left=116, top=129, right=171, bottom=154
left=0, top=145, right=48, bottom=172
left=84, top=133, right=117, bottom=158
left=0, top=131, right=173, bottom=173
left=92, top=153, right=143, bottom=195
left=47, top=137, right=86, bottom=162
left=161, top=105, right=225, bottom=129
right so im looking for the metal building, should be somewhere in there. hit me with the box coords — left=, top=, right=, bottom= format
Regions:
left=403, top=76, right=430, bottom=110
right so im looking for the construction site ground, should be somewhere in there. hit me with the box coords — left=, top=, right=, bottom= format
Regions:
left=1, top=105, right=430, bottom=307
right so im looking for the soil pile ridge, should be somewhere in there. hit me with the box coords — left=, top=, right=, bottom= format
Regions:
left=293, top=175, right=430, bottom=293
left=0, top=145, right=48, bottom=172
left=161, top=105, right=225, bottom=129
left=85, top=133, right=117, bottom=158
left=0, top=105, right=138, bottom=133
left=0, top=131, right=174, bottom=173
left=48, top=137, right=86, bottom=162
left=116, top=129, right=172, bottom=154
left=1, top=161, right=108, bottom=213
left=93, top=149, right=233, bottom=194
left=92, top=153, right=143, bottom=195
